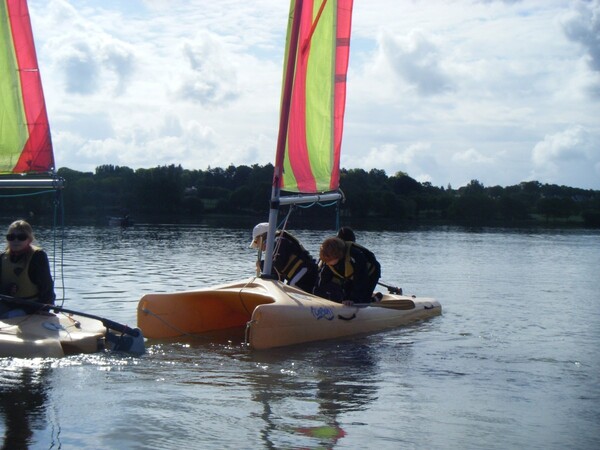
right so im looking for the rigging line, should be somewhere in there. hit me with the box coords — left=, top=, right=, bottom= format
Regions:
left=53, top=188, right=66, bottom=307
left=296, top=199, right=338, bottom=208
left=0, top=189, right=56, bottom=198
left=273, top=207, right=295, bottom=260
left=140, top=307, right=196, bottom=337
left=52, top=191, right=58, bottom=301
left=239, top=277, right=260, bottom=316
left=301, top=0, right=329, bottom=54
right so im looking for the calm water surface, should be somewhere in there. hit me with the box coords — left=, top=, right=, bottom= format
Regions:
left=1, top=224, right=599, bottom=449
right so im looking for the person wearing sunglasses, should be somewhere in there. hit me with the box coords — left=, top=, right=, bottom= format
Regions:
left=0, top=220, right=56, bottom=318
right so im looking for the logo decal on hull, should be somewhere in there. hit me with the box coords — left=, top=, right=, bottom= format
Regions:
left=311, top=306, right=334, bottom=321
left=42, top=322, right=65, bottom=331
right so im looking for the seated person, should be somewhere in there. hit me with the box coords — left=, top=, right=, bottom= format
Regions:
left=315, top=236, right=381, bottom=305
left=250, top=223, right=318, bottom=293
left=0, top=220, right=55, bottom=318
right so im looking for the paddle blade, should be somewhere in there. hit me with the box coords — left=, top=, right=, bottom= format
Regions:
left=355, top=298, right=416, bottom=310
left=372, top=299, right=415, bottom=310
left=105, top=328, right=145, bottom=355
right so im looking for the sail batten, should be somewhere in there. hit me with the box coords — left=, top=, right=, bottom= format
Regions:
left=279, top=0, right=353, bottom=194
left=0, top=0, right=54, bottom=175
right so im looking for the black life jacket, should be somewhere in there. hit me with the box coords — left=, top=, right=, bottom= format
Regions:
left=326, top=242, right=380, bottom=283
left=348, top=242, right=381, bottom=281
left=273, top=230, right=317, bottom=282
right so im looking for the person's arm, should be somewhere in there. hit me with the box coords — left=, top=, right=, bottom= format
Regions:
left=28, top=251, right=56, bottom=304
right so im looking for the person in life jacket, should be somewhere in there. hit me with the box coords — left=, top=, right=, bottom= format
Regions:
left=0, top=220, right=56, bottom=318
left=315, top=236, right=381, bottom=305
left=250, top=223, right=318, bottom=293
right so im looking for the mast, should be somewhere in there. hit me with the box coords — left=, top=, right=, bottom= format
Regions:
left=263, top=0, right=305, bottom=277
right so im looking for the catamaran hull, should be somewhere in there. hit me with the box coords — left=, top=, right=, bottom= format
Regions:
left=137, top=278, right=441, bottom=350
left=0, top=313, right=107, bottom=358
left=249, top=293, right=440, bottom=350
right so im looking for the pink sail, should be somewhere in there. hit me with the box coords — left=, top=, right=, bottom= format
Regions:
left=0, top=0, right=54, bottom=174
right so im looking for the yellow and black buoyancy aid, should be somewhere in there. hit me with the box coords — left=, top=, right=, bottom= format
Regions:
left=273, top=231, right=315, bottom=282
left=350, top=242, right=381, bottom=280
left=328, top=242, right=380, bottom=282
left=1, top=247, right=41, bottom=300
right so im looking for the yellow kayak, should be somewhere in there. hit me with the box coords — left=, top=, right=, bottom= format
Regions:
left=138, top=277, right=441, bottom=349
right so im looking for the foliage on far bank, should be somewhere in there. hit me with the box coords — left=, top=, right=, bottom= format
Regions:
left=2, top=164, right=600, bottom=227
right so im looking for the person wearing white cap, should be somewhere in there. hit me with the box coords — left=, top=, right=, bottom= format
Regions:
left=250, top=223, right=318, bottom=293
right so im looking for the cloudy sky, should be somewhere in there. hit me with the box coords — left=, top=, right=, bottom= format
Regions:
left=27, top=0, right=600, bottom=189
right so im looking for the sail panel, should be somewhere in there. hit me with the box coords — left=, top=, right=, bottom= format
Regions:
left=331, top=1, right=352, bottom=192
left=280, top=0, right=352, bottom=193
left=0, top=0, right=54, bottom=174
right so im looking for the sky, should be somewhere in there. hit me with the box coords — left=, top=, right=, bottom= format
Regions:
left=27, top=0, right=600, bottom=190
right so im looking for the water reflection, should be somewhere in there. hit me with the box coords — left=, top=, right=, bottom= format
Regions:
left=247, top=341, right=380, bottom=448
left=0, top=365, right=51, bottom=449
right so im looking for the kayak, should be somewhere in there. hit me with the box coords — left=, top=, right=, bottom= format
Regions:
left=0, top=312, right=107, bottom=358
left=137, top=277, right=441, bottom=349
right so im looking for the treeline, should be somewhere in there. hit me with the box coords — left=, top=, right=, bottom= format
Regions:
left=2, top=164, right=600, bottom=227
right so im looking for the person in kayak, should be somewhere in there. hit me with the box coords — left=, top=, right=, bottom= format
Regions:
left=315, top=236, right=381, bottom=305
left=250, top=222, right=318, bottom=293
left=0, top=220, right=56, bottom=318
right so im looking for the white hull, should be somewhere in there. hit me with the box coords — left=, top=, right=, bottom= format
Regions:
left=0, top=313, right=106, bottom=358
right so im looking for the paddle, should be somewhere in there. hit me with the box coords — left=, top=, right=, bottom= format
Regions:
left=0, top=295, right=145, bottom=355
left=337, top=297, right=415, bottom=320
left=353, top=299, right=415, bottom=310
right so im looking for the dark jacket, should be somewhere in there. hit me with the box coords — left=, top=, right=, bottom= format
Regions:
left=266, top=231, right=318, bottom=292
left=315, top=242, right=380, bottom=302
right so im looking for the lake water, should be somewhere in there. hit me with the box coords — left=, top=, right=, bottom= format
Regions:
left=1, top=223, right=599, bottom=449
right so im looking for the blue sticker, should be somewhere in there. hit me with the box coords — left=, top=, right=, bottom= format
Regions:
left=311, top=306, right=334, bottom=321
left=42, top=322, right=65, bottom=331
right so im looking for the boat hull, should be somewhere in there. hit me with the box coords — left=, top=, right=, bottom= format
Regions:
left=137, top=278, right=441, bottom=349
left=0, top=313, right=106, bottom=358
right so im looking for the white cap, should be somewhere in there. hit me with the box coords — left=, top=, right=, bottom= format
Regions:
left=249, top=222, right=269, bottom=248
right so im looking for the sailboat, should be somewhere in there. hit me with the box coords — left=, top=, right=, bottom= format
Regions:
left=137, top=0, right=441, bottom=349
left=0, top=0, right=144, bottom=357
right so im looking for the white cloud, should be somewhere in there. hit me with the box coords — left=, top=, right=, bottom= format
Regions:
left=379, top=29, right=454, bottom=96
left=452, top=148, right=495, bottom=165
left=40, top=0, right=135, bottom=96
left=532, top=126, right=593, bottom=165
left=173, top=31, right=240, bottom=106
left=562, top=0, right=600, bottom=72
left=561, top=0, right=600, bottom=98
left=351, top=142, right=438, bottom=183
left=531, top=126, right=600, bottom=186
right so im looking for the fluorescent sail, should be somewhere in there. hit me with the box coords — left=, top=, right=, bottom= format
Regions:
left=0, top=0, right=54, bottom=174
left=279, top=0, right=352, bottom=193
